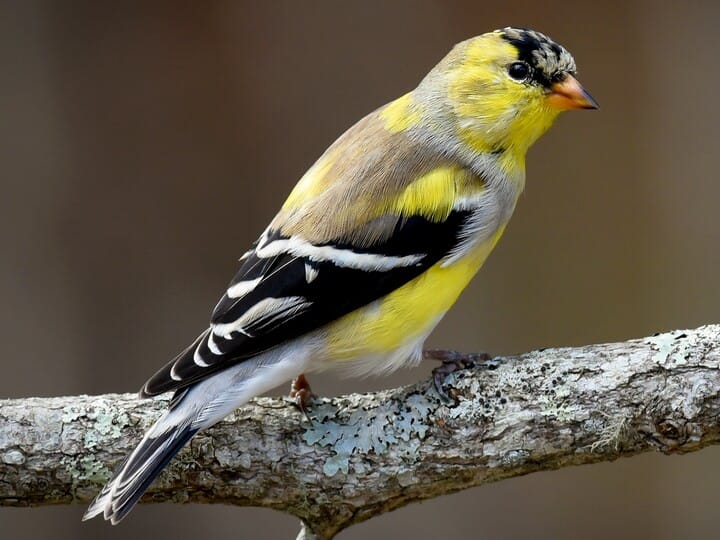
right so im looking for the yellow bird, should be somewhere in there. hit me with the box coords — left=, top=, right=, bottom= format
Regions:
left=84, top=27, right=597, bottom=523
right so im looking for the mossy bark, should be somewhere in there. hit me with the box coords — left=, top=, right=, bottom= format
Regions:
left=1, top=325, right=719, bottom=539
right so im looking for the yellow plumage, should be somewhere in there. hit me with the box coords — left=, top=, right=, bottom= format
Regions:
left=380, top=92, right=423, bottom=133
left=281, top=154, right=335, bottom=211
left=385, top=166, right=465, bottom=223
left=448, top=35, right=563, bottom=156
left=326, top=225, right=506, bottom=365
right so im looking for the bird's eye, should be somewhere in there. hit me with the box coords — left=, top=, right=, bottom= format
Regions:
left=507, top=61, right=531, bottom=82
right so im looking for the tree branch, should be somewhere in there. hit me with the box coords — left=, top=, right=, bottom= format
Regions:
left=1, top=325, right=719, bottom=539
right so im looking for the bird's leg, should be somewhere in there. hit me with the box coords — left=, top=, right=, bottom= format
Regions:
left=424, top=349, right=494, bottom=402
left=289, top=373, right=317, bottom=422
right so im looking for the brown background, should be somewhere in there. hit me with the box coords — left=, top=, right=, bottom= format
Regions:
left=2, top=1, right=719, bottom=539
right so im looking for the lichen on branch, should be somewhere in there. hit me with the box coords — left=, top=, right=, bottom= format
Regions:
left=1, top=325, right=719, bottom=539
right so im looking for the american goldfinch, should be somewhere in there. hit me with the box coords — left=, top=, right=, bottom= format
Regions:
left=84, top=27, right=597, bottom=524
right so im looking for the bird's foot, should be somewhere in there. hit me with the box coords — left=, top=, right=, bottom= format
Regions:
left=424, top=349, right=493, bottom=402
left=289, top=373, right=317, bottom=423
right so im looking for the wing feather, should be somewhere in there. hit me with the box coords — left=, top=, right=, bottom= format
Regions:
left=141, top=109, right=492, bottom=396
left=141, top=211, right=473, bottom=396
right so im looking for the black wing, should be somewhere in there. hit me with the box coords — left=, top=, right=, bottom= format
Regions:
left=141, top=210, right=471, bottom=396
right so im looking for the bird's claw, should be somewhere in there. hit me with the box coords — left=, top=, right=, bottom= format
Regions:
left=289, top=373, right=317, bottom=424
left=426, top=349, right=493, bottom=403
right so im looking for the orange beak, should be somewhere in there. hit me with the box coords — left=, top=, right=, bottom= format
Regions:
left=547, top=75, right=599, bottom=110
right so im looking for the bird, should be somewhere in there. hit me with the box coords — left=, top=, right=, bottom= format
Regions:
left=83, top=27, right=597, bottom=524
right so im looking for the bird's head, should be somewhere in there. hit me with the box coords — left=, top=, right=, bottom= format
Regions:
left=417, top=27, right=597, bottom=158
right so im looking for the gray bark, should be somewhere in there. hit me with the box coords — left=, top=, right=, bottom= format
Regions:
left=1, top=325, right=720, bottom=539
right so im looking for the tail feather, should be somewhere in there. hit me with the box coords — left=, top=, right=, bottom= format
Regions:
left=83, top=422, right=198, bottom=524
left=84, top=340, right=313, bottom=524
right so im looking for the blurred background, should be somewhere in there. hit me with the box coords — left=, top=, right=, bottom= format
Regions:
left=1, top=1, right=719, bottom=538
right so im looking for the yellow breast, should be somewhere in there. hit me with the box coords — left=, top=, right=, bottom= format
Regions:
left=324, top=225, right=505, bottom=362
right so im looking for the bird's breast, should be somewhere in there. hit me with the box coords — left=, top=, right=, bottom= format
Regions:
left=322, top=224, right=506, bottom=369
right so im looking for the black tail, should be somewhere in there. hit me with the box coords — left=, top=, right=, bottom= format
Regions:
left=83, top=423, right=198, bottom=524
